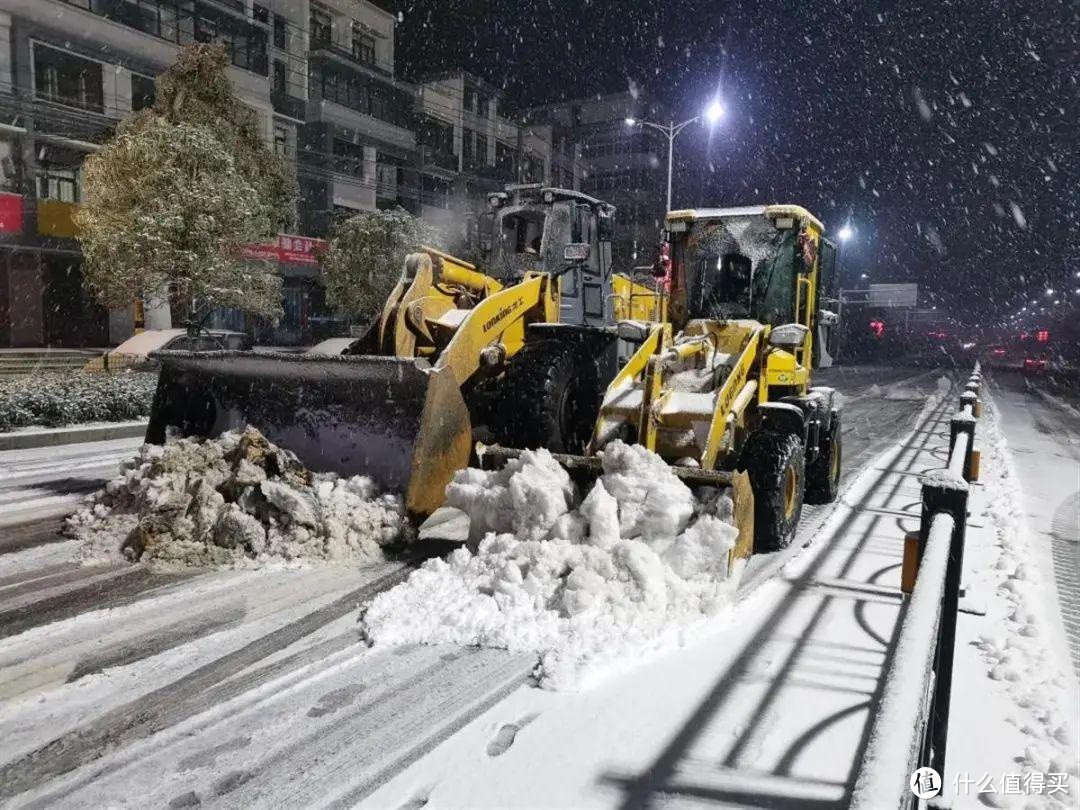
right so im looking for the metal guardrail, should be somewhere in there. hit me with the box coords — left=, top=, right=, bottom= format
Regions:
left=851, top=362, right=983, bottom=809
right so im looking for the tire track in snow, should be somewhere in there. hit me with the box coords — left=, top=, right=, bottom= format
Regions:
left=0, top=564, right=410, bottom=803
left=0, top=565, right=195, bottom=641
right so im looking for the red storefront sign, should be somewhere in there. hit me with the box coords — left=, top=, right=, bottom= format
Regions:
left=0, top=192, right=24, bottom=234
left=240, top=234, right=327, bottom=266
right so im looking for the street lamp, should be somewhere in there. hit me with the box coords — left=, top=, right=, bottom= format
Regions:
left=838, top=224, right=855, bottom=243
left=625, top=100, right=725, bottom=213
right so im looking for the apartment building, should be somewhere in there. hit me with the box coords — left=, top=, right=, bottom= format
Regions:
left=0, top=0, right=308, bottom=347
left=524, top=91, right=669, bottom=269
left=414, top=71, right=583, bottom=250
left=0, top=0, right=588, bottom=348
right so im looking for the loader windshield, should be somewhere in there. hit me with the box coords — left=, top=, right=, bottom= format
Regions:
left=491, top=208, right=548, bottom=280
left=682, top=216, right=796, bottom=325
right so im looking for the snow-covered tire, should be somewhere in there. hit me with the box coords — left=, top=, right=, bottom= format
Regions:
left=491, top=341, right=599, bottom=453
left=805, top=413, right=842, bottom=505
left=741, top=430, right=805, bottom=552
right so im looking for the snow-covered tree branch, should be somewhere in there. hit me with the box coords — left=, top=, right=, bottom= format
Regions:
left=320, top=208, right=441, bottom=319
left=74, top=44, right=297, bottom=321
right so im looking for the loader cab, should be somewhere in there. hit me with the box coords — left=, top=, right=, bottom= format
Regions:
left=484, top=184, right=615, bottom=327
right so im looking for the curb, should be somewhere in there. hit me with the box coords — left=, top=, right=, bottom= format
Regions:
left=0, top=420, right=148, bottom=451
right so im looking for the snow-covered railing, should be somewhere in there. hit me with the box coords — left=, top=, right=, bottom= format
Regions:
left=850, top=512, right=954, bottom=808
left=851, top=362, right=982, bottom=809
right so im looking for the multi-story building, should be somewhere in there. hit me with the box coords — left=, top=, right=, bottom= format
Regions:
left=415, top=71, right=583, bottom=252
left=0, top=0, right=309, bottom=347
left=524, top=91, right=669, bottom=270
left=0, top=0, right=587, bottom=348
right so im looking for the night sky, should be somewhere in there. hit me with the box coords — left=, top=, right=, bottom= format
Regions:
left=394, top=0, right=1078, bottom=328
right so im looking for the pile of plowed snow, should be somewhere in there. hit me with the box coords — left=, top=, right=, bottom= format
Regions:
left=361, top=441, right=741, bottom=689
left=66, top=427, right=406, bottom=567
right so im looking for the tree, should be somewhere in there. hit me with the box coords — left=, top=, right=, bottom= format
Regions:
left=75, top=116, right=282, bottom=318
left=151, top=45, right=297, bottom=233
left=320, top=208, right=440, bottom=319
left=74, top=44, right=296, bottom=320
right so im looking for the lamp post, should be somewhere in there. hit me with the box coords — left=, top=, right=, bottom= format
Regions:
left=625, top=100, right=724, bottom=213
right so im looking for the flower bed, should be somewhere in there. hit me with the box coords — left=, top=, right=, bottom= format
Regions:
left=0, top=370, right=158, bottom=432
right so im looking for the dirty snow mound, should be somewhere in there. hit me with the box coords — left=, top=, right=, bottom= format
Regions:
left=362, top=441, right=740, bottom=689
left=66, top=427, right=405, bottom=567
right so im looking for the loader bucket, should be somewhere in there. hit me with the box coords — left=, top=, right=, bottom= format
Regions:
left=147, top=351, right=473, bottom=521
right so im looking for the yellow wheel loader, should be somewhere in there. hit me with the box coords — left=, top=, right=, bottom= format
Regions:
left=482, top=204, right=842, bottom=554
left=146, top=185, right=658, bottom=522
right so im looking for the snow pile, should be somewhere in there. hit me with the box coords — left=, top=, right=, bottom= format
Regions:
left=362, top=441, right=741, bottom=689
left=66, top=427, right=405, bottom=567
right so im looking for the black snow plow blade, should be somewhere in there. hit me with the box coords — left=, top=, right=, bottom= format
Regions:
left=147, top=350, right=473, bottom=521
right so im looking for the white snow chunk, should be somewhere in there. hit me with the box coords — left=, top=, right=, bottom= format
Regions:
left=362, top=440, right=740, bottom=689
left=66, top=427, right=406, bottom=568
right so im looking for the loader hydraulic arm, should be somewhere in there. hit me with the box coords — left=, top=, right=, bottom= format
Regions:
left=431, top=272, right=558, bottom=387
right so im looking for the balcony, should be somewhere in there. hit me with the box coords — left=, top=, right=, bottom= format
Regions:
left=55, top=0, right=269, bottom=76
left=308, top=35, right=391, bottom=79
left=421, top=146, right=457, bottom=173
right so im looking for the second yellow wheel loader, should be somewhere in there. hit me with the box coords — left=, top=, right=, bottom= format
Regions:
left=482, top=204, right=842, bottom=554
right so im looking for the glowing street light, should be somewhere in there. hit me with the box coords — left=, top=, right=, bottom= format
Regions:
left=1045, top=288, right=1055, bottom=296
left=625, top=99, right=726, bottom=212
left=838, top=224, right=855, bottom=242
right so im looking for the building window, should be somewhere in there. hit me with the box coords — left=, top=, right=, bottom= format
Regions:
left=0, top=137, right=18, bottom=192
left=461, top=128, right=475, bottom=166
left=422, top=174, right=450, bottom=209
left=273, top=14, right=288, bottom=49
left=131, top=73, right=155, bottom=111
left=274, top=124, right=290, bottom=158
left=33, top=44, right=103, bottom=113
left=475, top=133, right=488, bottom=165
left=375, top=157, right=399, bottom=196
left=310, top=4, right=332, bottom=43
left=419, top=116, right=453, bottom=156
left=36, top=144, right=84, bottom=203
left=352, top=25, right=375, bottom=64
left=332, top=138, right=365, bottom=177
left=273, top=59, right=287, bottom=93
left=495, top=141, right=517, bottom=181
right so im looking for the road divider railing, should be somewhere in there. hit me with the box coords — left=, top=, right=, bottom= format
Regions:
left=851, top=362, right=982, bottom=810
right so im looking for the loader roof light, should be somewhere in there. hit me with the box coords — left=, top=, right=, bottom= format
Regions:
left=774, top=217, right=795, bottom=230
left=543, top=190, right=555, bottom=204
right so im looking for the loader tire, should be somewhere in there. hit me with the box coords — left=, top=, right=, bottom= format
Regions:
left=742, top=430, right=805, bottom=552
left=493, top=341, right=599, bottom=453
left=805, top=413, right=842, bottom=505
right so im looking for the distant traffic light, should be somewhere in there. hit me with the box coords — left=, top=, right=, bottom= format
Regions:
left=1036, top=329, right=1049, bottom=343
left=869, top=319, right=885, bottom=338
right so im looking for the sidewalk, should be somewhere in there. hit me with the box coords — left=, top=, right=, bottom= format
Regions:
left=359, top=383, right=960, bottom=808
left=943, top=379, right=1080, bottom=808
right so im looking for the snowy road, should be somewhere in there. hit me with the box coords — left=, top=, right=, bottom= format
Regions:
left=0, top=365, right=948, bottom=808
